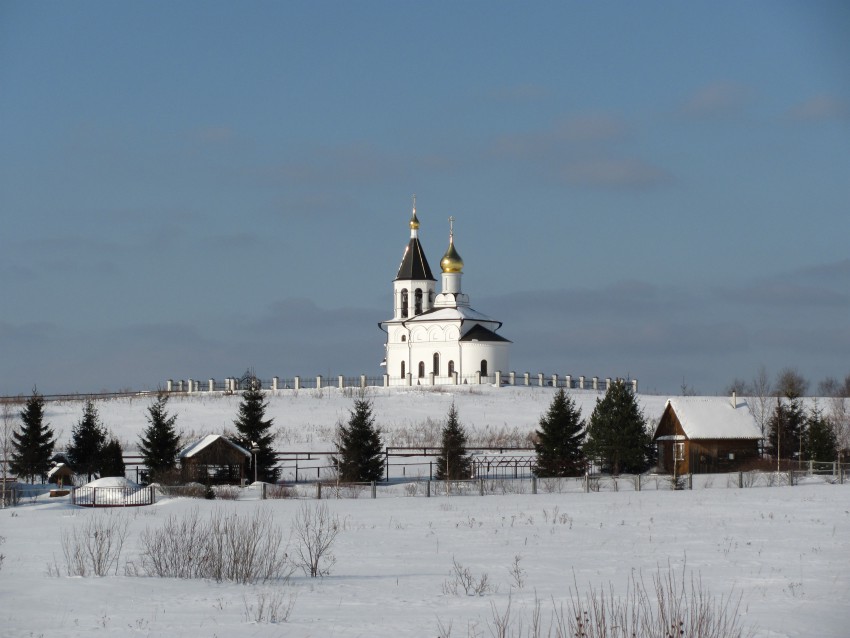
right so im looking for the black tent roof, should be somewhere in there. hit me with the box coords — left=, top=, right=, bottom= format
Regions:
left=460, top=323, right=511, bottom=343
left=395, top=237, right=436, bottom=281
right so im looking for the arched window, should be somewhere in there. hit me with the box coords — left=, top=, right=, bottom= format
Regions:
left=401, top=289, right=409, bottom=318
left=433, top=352, right=440, bottom=376
left=414, top=288, right=423, bottom=314
left=480, top=359, right=488, bottom=377
left=400, top=334, right=406, bottom=342
left=400, top=361, right=405, bottom=378
left=418, top=361, right=425, bottom=378
left=448, top=360, right=455, bottom=376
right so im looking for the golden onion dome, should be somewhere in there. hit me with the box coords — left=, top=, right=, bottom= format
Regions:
left=409, top=209, right=420, bottom=230
left=440, top=237, right=464, bottom=273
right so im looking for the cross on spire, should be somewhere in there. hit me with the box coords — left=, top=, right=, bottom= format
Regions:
left=448, top=215, right=455, bottom=239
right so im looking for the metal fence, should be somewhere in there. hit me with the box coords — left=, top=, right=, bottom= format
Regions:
left=71, top=485, right=156, bottom=507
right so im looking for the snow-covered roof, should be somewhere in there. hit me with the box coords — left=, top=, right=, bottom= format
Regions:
left=179, top=434, right=251, bottom=459
left=82, top=476, right=139, bottom=489
left=663, top=397, right=762, bottom=440
left=403, top=306, right=499, bottom=324
left=47, top=463, right=72, bottom=480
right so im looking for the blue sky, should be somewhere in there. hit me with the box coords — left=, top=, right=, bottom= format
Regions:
left=1, top=1, right=848, bottom=396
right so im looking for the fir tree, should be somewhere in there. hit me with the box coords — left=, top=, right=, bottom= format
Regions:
left=435, top=403, right=472, bottom=480
left=99, top=438, right=126, bottom=478
left=67, top=400, right=107, bottom=482
left=533, top=389, right=586, bottom=477
left=805, top=404, right=837, bottom=462
left=765, top=397, right=805, bottom=463
left=583, top=380, right=651, bottom=475
left=139, top=392, right=181, bottom=483
left=233, top=379, right=279, bottom=483
left=10, top=389, right=55, bottom=483
left=334, top=396, right=384, bottom=482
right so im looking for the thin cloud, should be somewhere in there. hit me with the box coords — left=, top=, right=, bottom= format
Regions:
left=562, top=158, right=673, bottom=189
left=488, top=83, right=551, bottom=103
left=680, top=81, right=755, bottom=118
left=554, top=113, right=631, bottom=142
left=787, top=94, right=850, bottom=121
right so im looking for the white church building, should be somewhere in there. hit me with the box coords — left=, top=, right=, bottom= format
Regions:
left=380, top=201, right=511, bottom=385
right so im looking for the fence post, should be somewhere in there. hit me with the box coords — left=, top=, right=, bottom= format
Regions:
left=71, top=486, right=75, bottom=506
left=338, top=375, right=344, bottom=389
left=809, top=459, right=813, bottom=475
left=294, top=376, right=301, bottom=390
left=531, top=476, right=537, bottom=494
left=579, top=376, right=585, bottom=390
left=495, top=370, right=501, bottom=386
left=316, top=482, right=322, bottom=499
left=479, top=479, right=484, bottom=496
left=360, top=374, right=367, bottom=389
left=371, top=481, right=377, bottom=499
left=523, top=372, right=530, bottom=386
left=688, top=473, right=693, bottom=490
left=788, top=470, right=794, bottom=486
left=262, top=483, right=267, bottom=500
left=509, top=371, right=515, bottom=385
left=272, top=377, right=279, bottom=391
left=92, top=488, right=96, bottom=506
left=316, top=375, right=323, bottom=390
left=635, top=475, right=641, bottom=492
left=150, top=485, right=155, bottom=504
left=738, top=471, right=743, bottom=488
left=383, top=374, right=389, bottom=387
left=426, top=480, right=431, bottom=497
left=584, top=474, right=589, bottom=493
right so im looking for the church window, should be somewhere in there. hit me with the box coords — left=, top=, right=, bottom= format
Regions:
left=415, top=288, right=423, bottom=314
left=480, top=359, right=488, bottom=377
left=448, top=360, right=455, bottom=376
left=400, top=334, right=406, bottom=342
left=401, top=289, right=408, bottom=318
left=418, top=361, right=425, bottom=378
left=401, top=361, right=405, bottom=378
left=433, top=353, right=440, bottom=376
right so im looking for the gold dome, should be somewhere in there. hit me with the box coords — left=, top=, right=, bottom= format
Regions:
left=409, top=209, right=420, bottom=230
left=440, top=237, right=464, bottom=273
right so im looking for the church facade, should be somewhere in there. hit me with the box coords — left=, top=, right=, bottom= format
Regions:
left=379, top=202, right=510, bottom=385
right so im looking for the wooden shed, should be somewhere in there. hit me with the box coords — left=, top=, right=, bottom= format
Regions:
left=653, top=397, right=762, bottom=474
left=179, top=435, right=250, bottom=485
left=46, top=462, right=75, bottom=486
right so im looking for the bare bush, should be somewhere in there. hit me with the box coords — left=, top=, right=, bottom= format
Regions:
left=139, top=507, right=290, bottom=584
left=265, top=484, right=296, bottom=499
left=61, top=512, right=130, bottom=577
left=0, top=535, right=5, bottom=572
left=508, top=554, right=525, bottom=590
left=242, top=589, right=297, bottom=623
left=442, top=556, right=492, bottom=596
left=291, top=502, right=340, bottom=578
left=212, top=485, right=242, bottom=500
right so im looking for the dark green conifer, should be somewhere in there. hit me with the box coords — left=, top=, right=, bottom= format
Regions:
left=334, top=396, right=384, bottom=482
left=533, top=389, right=586, bottom=477
left=435, top=403, right=472, bottom=480
left=67, top=400, right=107, bottom=482
left=10, top=389, right=55, bottom=483
left=584, top=380, right=651, bottom=475
left=139, top=392, right=181, bottom=483
left=233, top=379, right=279, bottom=483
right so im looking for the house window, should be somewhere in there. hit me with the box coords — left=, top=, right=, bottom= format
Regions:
left=433, top=353, right=440, bottom=376
left=401, top=289, right=408, bottom=318
left=675, top=442, right=685, bottom=462
left=415, top=288, right=423, bottom=314
left=480, top=359, right=488, bottom=377
left=400, top=361, right=405, bottom=378
left=448, top=360, right=455, bottom=376
left=418, top=361, right=425, bottom=378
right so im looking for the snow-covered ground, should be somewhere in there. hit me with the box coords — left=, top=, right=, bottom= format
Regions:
left=1, top=479, right=848, bottom=637
left=2, top=386, right=848, bottom=637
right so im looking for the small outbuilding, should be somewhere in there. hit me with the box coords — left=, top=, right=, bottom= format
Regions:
left=179, top=435, right=251, bottom=485
left=47, top=462, right=75, bottom=486
left=653, top=396, right=762, bottom=474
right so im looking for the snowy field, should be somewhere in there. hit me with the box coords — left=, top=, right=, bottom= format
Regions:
left=3, top=386, right=848, bottom=637
left=1, top=479, right=848, bottom=637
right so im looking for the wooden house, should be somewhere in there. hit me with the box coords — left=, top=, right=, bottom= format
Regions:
left=653, top=396, right=762, bottom=474
left=179, top=435, right=251, bottom=485
left=47, top=462, right=75, bottom=486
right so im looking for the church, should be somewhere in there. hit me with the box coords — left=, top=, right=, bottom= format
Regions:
left=380, top=200, right=511, bottom=385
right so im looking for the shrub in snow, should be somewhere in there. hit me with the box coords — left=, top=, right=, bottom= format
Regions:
left=59, top=512, right=130, bottom=577
left=291, top=502, right=340, bottom=578
left=139, top=507, right=290, bottom=584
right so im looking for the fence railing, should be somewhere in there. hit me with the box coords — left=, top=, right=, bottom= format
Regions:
left=71, top=485, right=156, bottom=507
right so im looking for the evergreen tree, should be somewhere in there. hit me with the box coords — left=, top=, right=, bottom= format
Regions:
left=67, top=400, right=107, bottom=482
left=139, top=392, right=181, bottom=483
left=99, top=438, right=126, bottom=478
left=10, top=389, right=55, bottom=483
left=333, top=396, right=384, bottom=482
left=533, top=389, right=586, bottom=477
left=765, top=397, right=805, bottom=463
left=583, top=380, right=651, bottom=475
left=435, top=403, right=472, bottom=480
left=805, top=405, right=837, bottom=462
left=233, top=379, right=279, bottom=483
